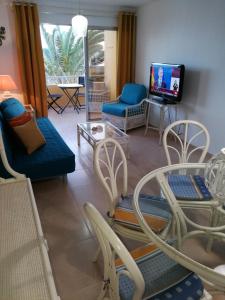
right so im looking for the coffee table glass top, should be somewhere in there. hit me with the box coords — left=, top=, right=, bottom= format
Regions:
left=78, top=121, right=127, bottom=142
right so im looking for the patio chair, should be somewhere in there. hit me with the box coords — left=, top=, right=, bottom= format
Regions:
left=84, top=201, right=214, bottom=300
left=93, top=138, right=172, bottom=256
left=102, top=83, right=147, bottom=133
left=47, top=86, right=63, bottom=114
left=132, top=166, right=225, bottom=299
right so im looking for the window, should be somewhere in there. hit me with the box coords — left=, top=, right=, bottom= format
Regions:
left=40, top=24, right=104, bottom=85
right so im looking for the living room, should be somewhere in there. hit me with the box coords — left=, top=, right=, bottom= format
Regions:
left=0, top=0, right=225, bottom=300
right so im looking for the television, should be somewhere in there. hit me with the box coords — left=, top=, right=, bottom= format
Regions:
left=149, top=63, right=185, bottom=104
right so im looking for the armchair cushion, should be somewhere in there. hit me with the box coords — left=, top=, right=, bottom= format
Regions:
left=120, top=83, right=147, bottom=105
left=102, top=102, right=130, bottom=117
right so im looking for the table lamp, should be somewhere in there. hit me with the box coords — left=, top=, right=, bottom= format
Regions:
left=205, top=147, right=225, bottom=207
left=0, top=75, right=17, bottom=100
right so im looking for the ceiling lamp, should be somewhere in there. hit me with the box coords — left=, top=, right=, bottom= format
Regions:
left=71, top=1, right=88, bottom=38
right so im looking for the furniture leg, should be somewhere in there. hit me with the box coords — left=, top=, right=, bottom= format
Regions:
left=206, top=207, right=220, bottom=252
left=126, top=142, right=130, bottom=159
left=145, top=101, right=151, bottom=135
left=61, top=88, right=80, bottom=113
left=71, top=88, right=81, bottom=112
left=77, top=125, right=81, bottom=146
left=74, top=88, right=84, bottom=109
left=159, top=105, right=165, bottom=145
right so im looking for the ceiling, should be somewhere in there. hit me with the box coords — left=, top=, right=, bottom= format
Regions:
left=73, top=0, right=151, bottom=7
left=36, top=0, right=152, bottom=10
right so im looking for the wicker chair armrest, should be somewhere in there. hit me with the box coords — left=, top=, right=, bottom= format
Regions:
left=125, top=99, right=146, bottom=117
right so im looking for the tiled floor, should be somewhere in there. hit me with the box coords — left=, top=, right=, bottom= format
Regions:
left=32, top=108, right=225, bottom=300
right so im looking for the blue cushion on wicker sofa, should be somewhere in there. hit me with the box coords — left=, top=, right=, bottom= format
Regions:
left=0, top=98, right=26, bottom=119
left=118, top=247, right=204, bottom=300
left=120, top=83, right=147, bottom=105
left=0, top=100, right=75, bottom=180
left=102, top=102, right=130, bottom=117
left=13, top=118, right=75, bottom=180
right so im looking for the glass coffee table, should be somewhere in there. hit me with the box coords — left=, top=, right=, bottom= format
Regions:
left=77, top=121, right=129, bottom=158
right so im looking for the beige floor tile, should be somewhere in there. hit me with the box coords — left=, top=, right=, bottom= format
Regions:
left=30, top=108, right=225, bottom=300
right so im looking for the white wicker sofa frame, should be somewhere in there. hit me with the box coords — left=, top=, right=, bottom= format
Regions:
left=0, top=132, right=59, bottom=299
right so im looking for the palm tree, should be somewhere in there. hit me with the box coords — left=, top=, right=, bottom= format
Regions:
left=40, top=25, right=104, bottom=83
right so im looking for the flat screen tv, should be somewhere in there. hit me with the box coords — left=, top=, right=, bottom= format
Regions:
left=149, top=63, right=185, bottom=104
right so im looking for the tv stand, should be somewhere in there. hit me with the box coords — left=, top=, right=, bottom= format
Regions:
left=144, top=97, right=178, bottom=144
left=152, top=96, right=177, bottom=105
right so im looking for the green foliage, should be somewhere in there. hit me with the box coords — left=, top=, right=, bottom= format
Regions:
left=40, top=24, right=104, bottom=79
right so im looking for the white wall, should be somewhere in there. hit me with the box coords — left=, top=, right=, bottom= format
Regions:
left=136, top=0, right=225, bottom=154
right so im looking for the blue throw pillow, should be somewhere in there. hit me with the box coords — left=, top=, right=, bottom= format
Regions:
left=0, top=98, right=26, bottom=120
left=120, top=83, right=147, bottom=105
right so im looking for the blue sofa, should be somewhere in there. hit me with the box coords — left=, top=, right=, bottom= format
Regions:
left=0, top=99, right=75, bottom=180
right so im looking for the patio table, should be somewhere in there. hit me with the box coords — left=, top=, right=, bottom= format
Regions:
left=58, top=83, right=83, bottom=113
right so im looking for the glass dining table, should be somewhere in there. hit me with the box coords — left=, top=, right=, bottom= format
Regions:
left=58, top=83, right=84, bottom=113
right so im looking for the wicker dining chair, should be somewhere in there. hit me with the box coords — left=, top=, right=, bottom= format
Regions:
left=94, top=138, right=173, bottom=247
left=84, top=202, right=214, bottom=300
left=162, top=120, right=219, bottom=209
left=133, top=163, right=225, bottom=251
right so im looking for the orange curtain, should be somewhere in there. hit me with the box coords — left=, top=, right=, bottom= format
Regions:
left=117, top=12, right=137, bottom=96
left=13, top=2, right=47, bottom=117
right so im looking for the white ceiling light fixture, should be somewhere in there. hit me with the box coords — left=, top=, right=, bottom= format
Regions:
left=71, top=0, right=88, bottom=37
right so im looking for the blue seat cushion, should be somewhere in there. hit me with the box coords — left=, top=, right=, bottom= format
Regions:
left=48, top=93, right=62, bottom=99
left=114, top=195, right=172, bottom=234
left=118, top=247, right=203, bottom=300
left=0, top=98, right=26, bottom=119
left=102, top=102, right=131, bottom=117
left=168, top=175, right=212, bottom=201
left=13, top=118, right=75, bottom=180
left=120, top=83, right=147, bottom=105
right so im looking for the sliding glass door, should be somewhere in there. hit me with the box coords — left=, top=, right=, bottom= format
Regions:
left=86, top=29, right=117, bottom=120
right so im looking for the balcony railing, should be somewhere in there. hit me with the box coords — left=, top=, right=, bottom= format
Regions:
left=46, top=74, right=83, bottom=85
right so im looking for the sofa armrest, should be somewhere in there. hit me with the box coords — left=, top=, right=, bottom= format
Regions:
left=24, top=104, right=35, bottom=118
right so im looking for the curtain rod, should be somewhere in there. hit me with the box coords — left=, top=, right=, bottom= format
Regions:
left=12, top=2, right=36, bottom=6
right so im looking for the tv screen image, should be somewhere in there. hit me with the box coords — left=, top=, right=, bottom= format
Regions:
left=149, top=63, right=185, bottom=103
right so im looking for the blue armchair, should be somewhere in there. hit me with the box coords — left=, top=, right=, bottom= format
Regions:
left=102, top=83, right=147, bottom=132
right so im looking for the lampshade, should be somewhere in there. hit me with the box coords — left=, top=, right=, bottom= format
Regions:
left=205, top=148, right=225, bottom=203
left=72, top=15, right=88, bottom=37
left=0, top=75, right=17, bottom=91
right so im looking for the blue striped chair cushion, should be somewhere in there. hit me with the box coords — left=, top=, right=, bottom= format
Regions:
left=117, top=245, right=203, bottom=300
left=168, top=175, right=212, bottom=201
left=114, top=195, right=172, bottom=234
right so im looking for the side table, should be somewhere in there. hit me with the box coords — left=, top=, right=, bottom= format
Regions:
left=144, top=98, right=178, bottom=145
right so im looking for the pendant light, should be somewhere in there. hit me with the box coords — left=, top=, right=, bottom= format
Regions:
left=72, top=0, right=88, bottom=37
